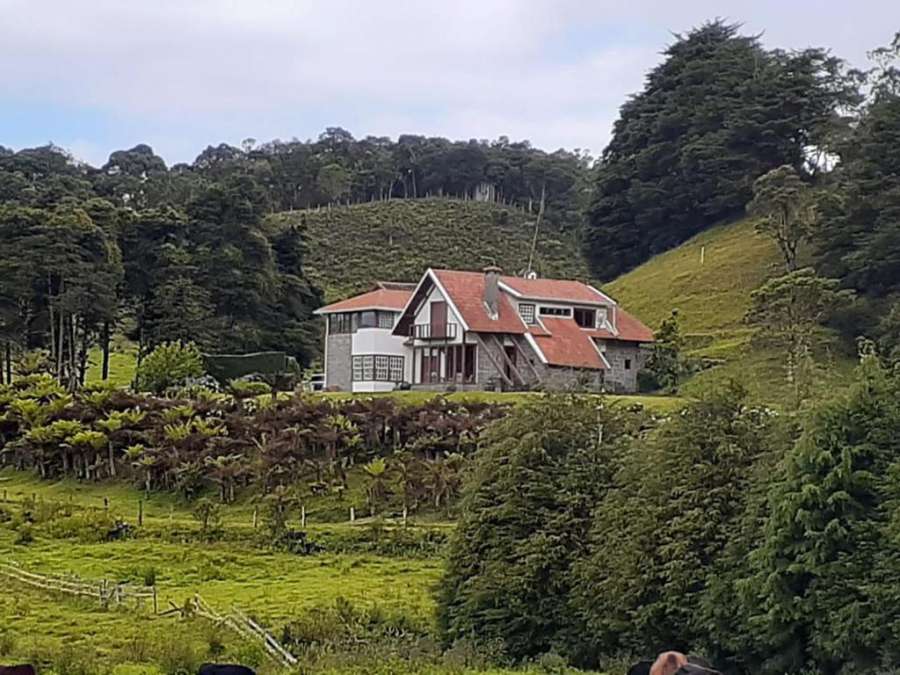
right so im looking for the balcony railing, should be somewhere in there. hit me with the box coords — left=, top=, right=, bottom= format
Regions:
left=411, top=322, right=458, bottom=340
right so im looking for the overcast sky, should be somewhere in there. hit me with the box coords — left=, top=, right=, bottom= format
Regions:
left=1, top=1, right=897, bottom=166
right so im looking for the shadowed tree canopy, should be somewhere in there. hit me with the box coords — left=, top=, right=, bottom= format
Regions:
left=584, top=21, right=862, bottom=280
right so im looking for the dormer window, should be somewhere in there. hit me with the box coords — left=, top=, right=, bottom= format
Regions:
left=574, top=307, right=597, bottom=329
left=539, top=306, right=571, bottom=317
left=519, top=303, right=536, bottom=324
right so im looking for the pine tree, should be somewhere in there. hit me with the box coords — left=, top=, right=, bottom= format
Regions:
left=750, top=344, right=900, bottom=673
left=437, top=396, right=641, bottom=662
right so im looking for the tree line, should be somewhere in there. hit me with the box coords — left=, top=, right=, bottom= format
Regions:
left=0, top=176, right=322, bottom=388
left=439, top=349, right=900, bottom=674
left=0, top=129, right=592, bottom=232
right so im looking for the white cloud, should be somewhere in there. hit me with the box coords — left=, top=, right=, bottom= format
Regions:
left=1, top=0, right=897, bottom=163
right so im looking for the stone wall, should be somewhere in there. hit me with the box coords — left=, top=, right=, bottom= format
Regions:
left=325, top=334, right=352, bottom=391
left=601, top=341, right=647, bottom=393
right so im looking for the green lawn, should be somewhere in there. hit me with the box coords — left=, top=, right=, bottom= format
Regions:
left=320, top=390, right=684, bottom=414
left=86, top=342, right=138, bottom=388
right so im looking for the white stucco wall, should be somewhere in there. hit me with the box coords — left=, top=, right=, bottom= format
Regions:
left=350, top=327, right=413, bottom=392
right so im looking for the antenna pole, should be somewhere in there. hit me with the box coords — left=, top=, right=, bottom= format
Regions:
left=526, top=182, right=546, bottom=276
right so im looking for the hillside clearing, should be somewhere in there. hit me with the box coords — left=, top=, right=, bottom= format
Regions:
left=271, top=198, right=589, bottom=302
left=605, top=217, right=856, bottom=405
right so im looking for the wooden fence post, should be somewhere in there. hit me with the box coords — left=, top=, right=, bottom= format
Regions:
left=301, top=505, right=307, bottom=528
left=402, top=506, right=408, bottom=528
left=137, top=500, right=143, bottom=527
left=252, top=506, right=258, bottom=529
left=349, top=507, right=355, bottom=523
left=152, top=586, right=159, bottom=614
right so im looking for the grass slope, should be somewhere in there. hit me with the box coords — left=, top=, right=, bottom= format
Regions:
left=604, top=218, right=856, bottom=405
left=271, top=198, right=590, bottom=302
left=0, top=469, right=610, bottom=674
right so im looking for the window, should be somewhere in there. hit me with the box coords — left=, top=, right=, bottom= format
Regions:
left=597, top=306, right=609, bottom=326
left=362, top=355, right=375, bottom=380
left=330, top=313, right=353, bottom=334
left=389, top=356, right=404, bottom=381
left=375, top=355, right=390, bottom=380
left=624, top=358, right=632, bottom=371
left=358, top=311, right=377, bottom=329
left=378, top=311, right=395, bottom=329
left=539, top=306, right=572, bottom=317
left=352, top=355, right=405, bottom=382
left=574, top=307, right=596, bottom=329
left=519, top=303, right=536, bottom=324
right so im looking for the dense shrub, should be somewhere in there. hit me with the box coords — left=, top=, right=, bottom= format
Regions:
left=0, top=378, right=508, bottom=515
left=437, top=395, right=646, bottom=661
left=135, top=341, right=205, bottom=394
left=572, top=383, right=780, bottom=665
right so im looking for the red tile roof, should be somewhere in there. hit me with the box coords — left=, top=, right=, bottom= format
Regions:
left=500, top=276, right=610, bottom=305
left=586, top=308, right=656, bottom=344
left=431, top=269, right=527, bottom=334
left=530, top=318, right=606, bottom=370
left=315, top=287, right=413, bottom=314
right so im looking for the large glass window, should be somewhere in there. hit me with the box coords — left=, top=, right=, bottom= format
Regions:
left=329, top=313, right=353, bottom=334
left=358, top=311, right=377, bottom=329
left=539, top=306, right=572, bottom=317
left=574, top=307, right=596, bottom=329
left=389, top=356, right=404, bottom=381
left=352, top=355, right=405, bottom=382
left=378, top=311, right=396, bottom=329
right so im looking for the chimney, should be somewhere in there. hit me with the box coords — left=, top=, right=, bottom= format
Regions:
left=483, top=265, right=502, bottom=319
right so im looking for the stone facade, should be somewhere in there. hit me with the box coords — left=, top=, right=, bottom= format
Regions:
left=324, top=333, right=352, bottom=390
left=600, top=340, right=647, bottom=393
left=471, top=335, right=644, bottom=393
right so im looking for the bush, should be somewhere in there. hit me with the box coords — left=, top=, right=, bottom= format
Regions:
left=228, top=379, right=272, bottom=398
left=0, top=628, right=16, bottom=656
left=136, top=342, right=205, bottom=394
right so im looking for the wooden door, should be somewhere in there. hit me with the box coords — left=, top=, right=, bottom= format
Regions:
left=430, top=301, right=447, bottom=338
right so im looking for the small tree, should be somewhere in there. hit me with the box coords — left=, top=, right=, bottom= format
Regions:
left=192, top=497, right=222, bottom=539
left=748, top=165, right=817, bottom=272
left=747, top=268, right=852, bottom=407
left=135, top=341, right=204, bottom=394
left=438, top=396, right=641, bottom=661
left=644, top=309, right=685, bottom=392
left=362, top=457, right=389, bottom=516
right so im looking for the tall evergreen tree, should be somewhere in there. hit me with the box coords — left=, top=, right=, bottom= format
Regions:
left=573, top=384, right=776, bottom=663
left=584, top=21, right=860, bottom=279
left=749, top=345, right=900, bottom=674
left=437, top=396, right=641, bottom=662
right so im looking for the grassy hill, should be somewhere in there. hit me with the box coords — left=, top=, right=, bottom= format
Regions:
left=271, top=198, right=590, bottom=302
left=605, top=217, right=856, bottom=405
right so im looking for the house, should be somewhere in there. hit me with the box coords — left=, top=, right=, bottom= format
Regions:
left=314, top=268, right=654, bottom=393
